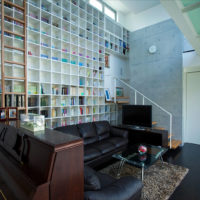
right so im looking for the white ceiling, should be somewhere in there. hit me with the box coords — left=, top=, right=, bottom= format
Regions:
left=103, top=0, right=160, bottom=14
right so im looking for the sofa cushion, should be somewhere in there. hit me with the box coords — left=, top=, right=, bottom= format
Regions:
left=84, top=166, right=101, bottom=191
left=110, top=127, right=128, bottom=138
left=92, top=141, right=115, bottom=154
left=78, top=123, right=97, bottom=139
left=84, top=146, right=102, bottom=162
left=4, top=126, right=18, bottom=148
left=0, top=124, right=7, bottom=141
left=96, top=172, right=115, bottom=188
left=94, top=121, right=110, bottom=135
left=0, top=126, right=23, bottom=162
left=84, top=137, right=99, bottom=146
left=106, top=137, right=128, bottom=148
left=55, top=125, right=80, bottom=137
left=84, top=176, right=143, bottom=200
left=94, top=121, right=110, bottom=141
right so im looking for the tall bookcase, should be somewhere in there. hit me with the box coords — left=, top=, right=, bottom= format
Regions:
left=0, top=0, right=27, bottom=113
left=105, top=17, right=129, bottom=57
left=1, top=0, right=129, bottom=128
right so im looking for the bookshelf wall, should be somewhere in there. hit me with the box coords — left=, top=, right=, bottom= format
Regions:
left=0, top=0, right=27, bottom=114
left=105, top=17, right=129, bottom=56
left=1, top=0, right=129, bottom=128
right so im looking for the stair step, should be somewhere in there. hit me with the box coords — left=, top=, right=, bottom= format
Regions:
left=168, top=140, right=181, bottom=149
left=153, top=126, right=165, bottom=130
left=168, top=134, right=173, bottom=139
left=182, top=1, right=200, bottom=13
left=152, top=121, right=158, bottom=125
left=116, top=100, right=129, bottom=104
left=116, top=96, right=129, bottom=99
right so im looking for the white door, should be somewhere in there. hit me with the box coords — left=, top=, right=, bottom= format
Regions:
left=186, top=71, right=200, bottom=144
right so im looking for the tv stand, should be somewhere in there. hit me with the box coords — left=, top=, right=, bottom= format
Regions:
left=122, top=125, right=146, bottom=131
left=115, top=125, right=168, bottom=148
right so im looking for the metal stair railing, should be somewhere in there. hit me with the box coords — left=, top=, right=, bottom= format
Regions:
left=113, top=76, right=173, bottom=149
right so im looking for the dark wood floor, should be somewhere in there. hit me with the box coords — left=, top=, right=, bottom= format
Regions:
left=96, top=143, right=200, bottom=200
left=163, top=143, right=200, bottom=200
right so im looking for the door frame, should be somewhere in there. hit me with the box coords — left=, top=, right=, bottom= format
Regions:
left=183, top=66, right=200, bottom=144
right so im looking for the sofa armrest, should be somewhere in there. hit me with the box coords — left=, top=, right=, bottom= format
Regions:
left=110, top=127, right=128, bottom=139
left=84, top=176, right=143, bottom=200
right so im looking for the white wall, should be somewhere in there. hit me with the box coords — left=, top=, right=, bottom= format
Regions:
left=124, top=4, right=170, bottom=32
left=182, top=51, right=200, bottom=144
left=183, top=51, right=200, bottom=68
left=117, top=11, right=126, bottom=27
left=104, top=54, right=129, bottom=97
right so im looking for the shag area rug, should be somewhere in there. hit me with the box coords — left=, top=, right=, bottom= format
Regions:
left=100, top=160, right=189, bottom=200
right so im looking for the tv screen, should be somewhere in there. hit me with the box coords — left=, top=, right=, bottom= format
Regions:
left=122, top=105, right=152, bottom=128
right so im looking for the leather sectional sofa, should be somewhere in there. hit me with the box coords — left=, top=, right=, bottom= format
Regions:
left=84, top=165, right=143, bottom=200
left=55, top=121, right=128, bottom=167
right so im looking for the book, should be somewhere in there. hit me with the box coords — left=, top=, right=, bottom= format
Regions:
left=28, top=96, right=37, bottom=107
left=79, top=107, right=83, bottom=115
left=13, top=95, right=17, bottom=107
left=79, top=88, right=84, bottom=96
left=18, top=95, right=22, bottom=107
left=5, top=95, right=11, bottom=107
left=70, top=87, right=77, bottom=96
left=62, top=87, right=69, bottom=95
left=21, top=95, right=25, bottom=107
left=62, top=109, right=68, bottom=117
left=41, top=110, right=48, bottom=118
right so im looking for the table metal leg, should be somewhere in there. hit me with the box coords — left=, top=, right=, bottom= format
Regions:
left=160, top=155, right=164, bottom=165
left=116, top=159, right=125, bottom=178
left=141, top=166, right=144, bottom=181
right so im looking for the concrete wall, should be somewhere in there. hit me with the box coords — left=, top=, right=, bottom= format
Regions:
left=129, top=19, right=183, bottom=141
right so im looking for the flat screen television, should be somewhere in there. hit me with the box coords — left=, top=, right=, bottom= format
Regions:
left=122, top=105, right=152, bottom=128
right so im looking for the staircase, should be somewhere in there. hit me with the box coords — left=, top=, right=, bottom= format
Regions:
left=160, top=0, right=200, bottom=55
left=113, top=76, right=181, bottom=149
left=116, top=96, right=129, bottom=104
left=151, top=122, right=181, bottom=149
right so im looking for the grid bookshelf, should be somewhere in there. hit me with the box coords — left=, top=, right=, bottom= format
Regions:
left=105, top=17, right=130, bottom=57
left=1, top=0, right=129, bottom=128
left=27, top=0, right=107, bottom=128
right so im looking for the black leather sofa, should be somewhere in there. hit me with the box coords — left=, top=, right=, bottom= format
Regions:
left=84, top=165, right=143, bottom=200
left=55, top=121, right=128, bottom=167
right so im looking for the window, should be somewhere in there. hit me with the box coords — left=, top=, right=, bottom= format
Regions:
left=89, top=0, right=117, bottom=21
left=104, top=6, right=116, bottom=20
left=89, top=0, right=103, bottom=12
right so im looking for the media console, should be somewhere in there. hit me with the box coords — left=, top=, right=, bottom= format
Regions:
left=114, top=125, right=168, bottom=148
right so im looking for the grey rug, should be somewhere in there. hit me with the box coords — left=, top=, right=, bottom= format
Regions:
left=100, top=161, right=189, bottom=200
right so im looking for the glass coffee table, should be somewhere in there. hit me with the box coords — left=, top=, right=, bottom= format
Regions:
left=112, top=144, right=168, bottom=181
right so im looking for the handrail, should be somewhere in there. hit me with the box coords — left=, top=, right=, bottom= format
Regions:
left=112, top=76, right=173, bottom=148
left=114, top=77, right=171, bottom=115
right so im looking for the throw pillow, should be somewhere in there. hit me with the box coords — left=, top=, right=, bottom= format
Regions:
left=84, top=166, right=101, bottom=191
